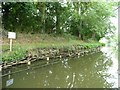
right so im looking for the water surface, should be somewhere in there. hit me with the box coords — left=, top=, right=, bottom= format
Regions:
left=2, top=46, right=118, bottom=88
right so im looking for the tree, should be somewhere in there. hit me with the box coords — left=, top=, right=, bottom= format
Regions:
left=2, top=2, right=37, bottom=33
left=2, top=2, right=116, bottom=41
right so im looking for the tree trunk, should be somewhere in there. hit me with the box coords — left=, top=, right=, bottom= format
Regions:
left=38, top=2, right=46, bottom=33
left=55, top=3, right=60, bottom=34
left=92, top=33, right=96, bottom=39
left=42, top=3, right=46, bottom=33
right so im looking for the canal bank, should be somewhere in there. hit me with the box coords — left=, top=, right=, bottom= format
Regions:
left=2, top=43, right=104, bottom=69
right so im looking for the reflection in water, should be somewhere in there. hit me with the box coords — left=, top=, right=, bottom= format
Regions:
left=2, top=47, right=118, bottom=88
left=101, top=46, right=118, bottom=88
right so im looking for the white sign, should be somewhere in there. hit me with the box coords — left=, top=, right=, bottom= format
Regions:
left=6, top=78, right=14, bottom=87
left=8, top=32, right=16, bottom=39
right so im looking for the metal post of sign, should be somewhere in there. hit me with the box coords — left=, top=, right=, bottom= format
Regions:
left=10, top=39, right=12, bottom=52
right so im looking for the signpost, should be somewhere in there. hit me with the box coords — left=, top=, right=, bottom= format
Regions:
left=8, top=32, right=16, bottom=51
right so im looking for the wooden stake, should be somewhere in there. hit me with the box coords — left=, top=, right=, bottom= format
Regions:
left=10, top=39, right=12, bottom=52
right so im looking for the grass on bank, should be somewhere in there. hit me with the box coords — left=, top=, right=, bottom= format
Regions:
left=2, top=33, right=105, bottom=62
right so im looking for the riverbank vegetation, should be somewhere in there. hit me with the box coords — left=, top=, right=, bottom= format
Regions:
left=2, top=33, right=105, bottom=62
left=1, top=2, right=117, bottom=62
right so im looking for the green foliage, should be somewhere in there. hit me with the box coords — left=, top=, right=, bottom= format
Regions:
left=69, top=2, right=115, bottom=41
left=2, top=2, right=37, bottom=32
left=2, top=48, right=26, bottom=62
left=78, top=42, right=105, bottom=49
left=2, top=2, right=116, bottom=40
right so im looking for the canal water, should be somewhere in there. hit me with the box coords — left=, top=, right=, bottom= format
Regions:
left=2, top=46, right=118, bottom=88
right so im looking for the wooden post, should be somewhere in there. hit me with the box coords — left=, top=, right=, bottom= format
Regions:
left=10, top=39, right=12, bottom=52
